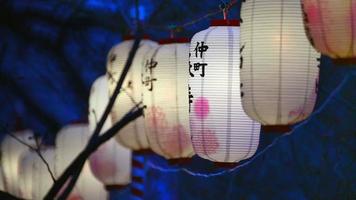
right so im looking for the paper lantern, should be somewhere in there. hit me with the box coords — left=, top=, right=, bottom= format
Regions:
left=0, top=129, right=36, bottom=196
left=189, top=20, right=260, bottom=163
left=240, top=0, right=320, bottom=126
left=0, top=166, right=4, bottom=192
left=18, top=148, right=57, bottom=200
left=107, top=36, right=158, bottom=151
left=301, top=0, right=356, bottom=63
left=18, top=150, right=36, bottom=199
left=142, top=38, right=194, bottom=160
left=88, top=75, right=132, bottom=189
left=55, top=123, right=107, bottom=200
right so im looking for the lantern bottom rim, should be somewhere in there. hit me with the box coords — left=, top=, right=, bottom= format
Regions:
left=105, top=184, right=128, bottom=191
left=261, top=125, right=291, bottom=133
left=332, top=57, right=356, bottom=65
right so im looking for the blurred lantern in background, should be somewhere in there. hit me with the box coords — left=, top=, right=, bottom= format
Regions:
left=0, top=129, right=36, bottom=197
left=301, top=0, right=356, bottom=64
left=55, top=123, right=107, bottom=200
left=240, top=0, right=320, bottom=127
left=88, top=75, right=132, bottom=191
left=18, top=148, right=59, bottom=200
left=18, top=149, right=36, bottom=199
left=107, top=36, right=157, bottom=151
left=142, top=38, right=194, bottom=160
left=0, top=166, right=4, bottom=193
left=189, top=19, right=260, bottom=163
left=107, top=36, right=158, bottom=200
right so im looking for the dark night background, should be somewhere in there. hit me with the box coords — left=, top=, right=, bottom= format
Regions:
left=0, top=0, right=355, bottom=199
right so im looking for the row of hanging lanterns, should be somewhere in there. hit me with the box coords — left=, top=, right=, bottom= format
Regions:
left=0, top=124, right=109, bottom=199
left=1, top=0, right=350, bottom=198
left=105, top=0, right=325, bottom=165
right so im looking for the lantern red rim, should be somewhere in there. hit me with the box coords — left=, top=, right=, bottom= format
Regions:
left=261, top=125, right=291, bottom=133
left=211, top=19, right=240, bottom=26
left=123, top=34, right=151, bottom=41
left=105, top=184, right=128, bottom=191
left=68, top=119, right=88, bottom=125
left=158, top=38, right=190, bottom=44
left=332, top=57, right=356, bottom=65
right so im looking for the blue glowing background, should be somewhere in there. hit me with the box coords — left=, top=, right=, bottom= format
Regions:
left=0, top=0, right=355, bottom=199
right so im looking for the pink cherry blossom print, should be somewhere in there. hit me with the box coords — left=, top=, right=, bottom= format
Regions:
left=145, top=106, right=168, bottom=133
left=160, top=124, right=191, bottom=157
left=192, top=129, right=219, bottom=156
left=194, top=97, right=210, bottom=120
left=89, top=144, right=117, bottom=180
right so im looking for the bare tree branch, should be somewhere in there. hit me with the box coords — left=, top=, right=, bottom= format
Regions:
left=44, top=34, right=143, bottom=200
left=8, top=133, right=57, bottom=183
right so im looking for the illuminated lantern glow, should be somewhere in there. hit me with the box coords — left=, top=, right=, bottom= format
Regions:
left=142, top=38, right=194, bottom=160
left=301, top=0, right=356, bottom=63
left=240, top=0, right=320, bottom=126
left=0, top=129, right=36, bottom=197
left=106, top=36, right=158, bottom=151
left=19, top=148, right=56, bottom=200
left=18, top=150, right=36, bottom=199
left=55, top=123, right=107, bottom=200
left=88, top=75, right=132, bottom=189
left=0, top=167, right=4, bottom=192
left=189, top=19, right=261, bottom=163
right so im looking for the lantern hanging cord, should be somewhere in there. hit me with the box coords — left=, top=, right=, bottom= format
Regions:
left=144, top=0, right=238, bottom=32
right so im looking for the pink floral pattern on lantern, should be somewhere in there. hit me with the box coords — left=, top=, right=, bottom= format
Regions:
left=146, top=106, right=168, bottom=133
left=194, top=97, right=210, bottom=120
left=89, top=144, right=117, bottom=180
left=192, top=129, right=219, bottom=156
left=288, top=106, right=307, bottom=122
left=145, top=106, right=192, bottom=158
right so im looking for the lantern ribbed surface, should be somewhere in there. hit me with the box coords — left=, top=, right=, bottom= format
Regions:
left=0, top=130, right=36, bottom=197
left=301, top=0, right=356, bottom=61
left=29, top=148, right=54, bottom=199
left=107, top=39, right=158, bottom=151
left=189, top=21, right=260, bottom=163
left=0, top=167, right=4, bottom=192
left=88, top=75, right=131, bottom=187
left=142, top=40, right=194, bottom=160
left=240, top=0, right=320, bottom=125
left=55, top=124, right=107, bottom=200
left=18, top=151, right=36, bottom=199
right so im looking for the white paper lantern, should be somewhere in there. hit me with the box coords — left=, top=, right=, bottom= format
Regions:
left=142, top=38, right=194, bottom=160
left=18, top=148, right=59, bottom=200
left=55, top=123, right=107, bottom=200
left=107, top=36, right=158, bottom=151
left=189, top=20, right=261, bottom=163
left=301, top=0, right=356, bottom=63
left=0, top=129, right=36, bottom=197
left=18, top=150, right=36, bottom=199
left=240, top=0, right=320, bottom=125
left=0, top=166, right=5, bottom=193
left=88, top=75, right=132, bottom=189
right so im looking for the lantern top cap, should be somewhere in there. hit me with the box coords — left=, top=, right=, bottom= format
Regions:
left=158, top=38, right=190, bottom=44
left=211, top=19, right=240, bottom=26
left=123, top=34, right=151, bottom=41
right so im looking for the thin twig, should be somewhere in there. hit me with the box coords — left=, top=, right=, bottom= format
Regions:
left=8, top=133, right=57, bottom=183
left=44, top=34, right=143, bottom=200
left=55, top=105, right=144, bottom=200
